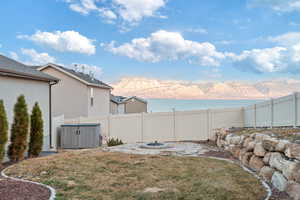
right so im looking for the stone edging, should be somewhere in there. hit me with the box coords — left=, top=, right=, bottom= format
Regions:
left=1, top=165, right=56, bottom=200
left=199, top=156, right=272, bottom=200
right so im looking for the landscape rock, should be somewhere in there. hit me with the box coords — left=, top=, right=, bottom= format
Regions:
left=263, top=152, right=272, bottom=165
left=246, top=141, right=256, bottom=152
left=255, top=133, right=271, bottom=143
left=262, top=137, right=279, bottom=151
left=225, top=134, right=244, bottom=146
left=276, top=140, right=291, bottom=152
left=285, top=143, right=300, bottom=161
left=259, top=166, right=275, bottom=181
left=240, top=150, right=253, bottom=166
left=249, top=155, right=265, bottom=172
left=269, top=153, right=300, bottom=181
left=243, top=137, right=253, bottom=148
left=272, top=171, right=288, bottom=191
left=254, top=143, right=266, bottom=157
left=286, top=181, right=300, bottom=200
left=226, top=145, right=241, bottom=158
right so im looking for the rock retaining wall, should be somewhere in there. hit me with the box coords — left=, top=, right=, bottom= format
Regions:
left=214, top=129, right=300, bottom=200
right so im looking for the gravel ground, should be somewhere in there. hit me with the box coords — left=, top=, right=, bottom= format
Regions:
left=0, top=162, right=51, bottom=200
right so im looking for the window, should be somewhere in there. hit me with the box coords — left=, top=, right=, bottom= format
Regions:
left=91, top=97, right=94, bottom=107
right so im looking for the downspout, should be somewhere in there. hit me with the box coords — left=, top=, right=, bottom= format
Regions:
left=49, top=81, right=58, bottom=149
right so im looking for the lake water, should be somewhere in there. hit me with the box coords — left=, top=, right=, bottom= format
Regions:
left=147, top=99, right=264, bottom=112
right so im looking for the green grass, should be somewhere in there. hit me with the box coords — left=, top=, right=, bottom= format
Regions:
left=6, top=149, right=266, bottom=200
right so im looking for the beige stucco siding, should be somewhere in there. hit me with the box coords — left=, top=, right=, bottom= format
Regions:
left=0, top=76, right=51, bottom=154
left=42, top=67, right=89, bottom=119
left=110, top=101, right=118, bottom=114
left=88, top=87, right=110, bottom=116
left=125, top=99, right=147, bottom=113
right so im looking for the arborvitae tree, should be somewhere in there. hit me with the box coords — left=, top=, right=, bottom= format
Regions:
left=28, top=103, right=43, bottom=158
left=0, top=100, right=8, bottom=163
left=8, top=95, right=29, bottom=162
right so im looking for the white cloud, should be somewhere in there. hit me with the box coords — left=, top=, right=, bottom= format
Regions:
left=21, top=48, right=56, bottom=65
left=18, top=30, right=96, bottom=55
left=63, top=0, right=166, bottom=27
left=249, top=0, right=300, bottom=12
left=70, top=63, right=103, bottom=79
left=232, top=47, right=288, bottom=73
left=268, top=32, right=300, bottom=46
left=112, top=77, right=300, bottom=100
left=105, top=30, right=230, bottom=66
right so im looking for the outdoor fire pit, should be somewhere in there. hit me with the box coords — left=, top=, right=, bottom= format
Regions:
left=140, top=141, right=171, bottom=149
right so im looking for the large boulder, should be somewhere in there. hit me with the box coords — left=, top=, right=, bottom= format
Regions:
left=239, top=150, right=253, bottom=166
left=254, top=133, right=271, bottom=143
left=259, top=166, right=275, bottom=181
left=254, top=142, right=266, bottom=157
left=286, top=181, right=300, bottom=200
left=225, top=134, right=244, bottom=146
left=249, top=155, right=265, bottom=172
left=262, top=137, right=279, bottom=152
left=269, top=153, right=300, bottom=181
left=263, top=152, right=272, bottom=165
left=285, top=143, right=300, bottom=161
left=226, top=145, right=241, bottom=158
left=243, top=137, right=253, bottom=148
left=246, top=141, right=256, bottom=152
left=276, top=140, right=291, bottom=152
left=272, top=171, right=288, bottom=192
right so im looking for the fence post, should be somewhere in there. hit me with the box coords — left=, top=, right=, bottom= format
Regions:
left=141, top=112, right=144, bottom=142
left=293, top=92, right=298, bottom=128
left=254, top=104, right=257, bottom=129
left=207, top=109, right=210, bottom=140
left=172, top=108, right=176, bottom=141
left=270, top=98, right=274, bottom=128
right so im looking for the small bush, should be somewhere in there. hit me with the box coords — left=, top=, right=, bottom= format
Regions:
left=28, top=102, right=44, bottom=158
left=0, top=100, right=8, bottom=163
left=107, top=138, right=124, bottom=147
left=8, top=95, right=29, bottom=162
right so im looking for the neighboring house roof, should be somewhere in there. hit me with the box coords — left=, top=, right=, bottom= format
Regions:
left=110, top=95, right=147, bottom=104
left=0, top=54, right=59, bottom=83
left=37, top=63, right=112, bottom=89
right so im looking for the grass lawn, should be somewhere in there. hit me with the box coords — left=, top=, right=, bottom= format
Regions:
left=5, top=149, right=266, bottom=200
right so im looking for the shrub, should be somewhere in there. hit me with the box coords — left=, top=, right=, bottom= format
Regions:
left=28, top=102, right=44, bottom=158
left=107, top=138, right=124, bottom=147
left=8, top=95, right=29, bottom=162
left=0, top=100, right=8, bottom=163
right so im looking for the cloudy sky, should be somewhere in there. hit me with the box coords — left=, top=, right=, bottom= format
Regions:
left=2, top=0, right=300, bottom=99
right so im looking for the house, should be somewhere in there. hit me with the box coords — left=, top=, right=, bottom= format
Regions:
left=110, top=95, right=147, bottom=114
left=37, top=64, right=112, bottom=119
left=0, top=54, right=59, bottom=152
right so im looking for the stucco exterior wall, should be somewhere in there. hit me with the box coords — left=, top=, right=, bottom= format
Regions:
left=87, top=87, right=110, bottom=116
left=0, top=76, right=51, bottom=154
left=110, top=101, right=118, bottom=114
left=125, top=99, right=147, bottom=113
left=42, top=67, right=89, bottom=119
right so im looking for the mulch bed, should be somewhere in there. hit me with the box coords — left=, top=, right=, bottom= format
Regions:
left=0, top=162, right=51, bottom=200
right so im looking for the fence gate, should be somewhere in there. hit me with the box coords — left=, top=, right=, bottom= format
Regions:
left=60, top=124, right=101, bottom=149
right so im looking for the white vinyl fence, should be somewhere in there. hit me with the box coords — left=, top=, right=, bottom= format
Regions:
left=244, top=92, right=300, bottom=128
left=65, top=108, right=244, bottom=143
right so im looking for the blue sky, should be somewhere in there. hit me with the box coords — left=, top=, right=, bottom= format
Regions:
left=2, top=0, right=300, bottom=99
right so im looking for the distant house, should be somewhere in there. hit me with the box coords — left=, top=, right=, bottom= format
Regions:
left=37, top=64, right=112, bottom=119
left=110, top=95, right=147, bottom=114
left=0, top=55, right=59, bottom=152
